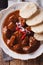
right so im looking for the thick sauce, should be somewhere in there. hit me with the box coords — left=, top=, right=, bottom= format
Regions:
left=2, top=10, right=40, bottom=54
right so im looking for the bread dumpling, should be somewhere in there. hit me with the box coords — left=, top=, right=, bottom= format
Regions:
left=26, top=10, right=43, bottom=26
left=34, top=33, right=43, bottom=41
left=31, top=23, right=43, bottom=33
left=20, top=2, right=38, bottom=18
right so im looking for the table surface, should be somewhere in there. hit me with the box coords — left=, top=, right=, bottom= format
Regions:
left=0, top=48, right=43, bottom=65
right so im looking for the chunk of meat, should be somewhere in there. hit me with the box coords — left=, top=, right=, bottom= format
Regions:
left=19, top=17, right=26, bottom=27
left=13, top=31, right=23, bottom=44
left=6, top=29, right=13, bottom=39
left=7, top=35, right=15, bottom=47
left=7, top=22, right=16, bottom=32
left=9, top=15, right=16, bottom=23
left=13, top=31, right=19, bottom=38
left=23, top=46, right=30, bottom=53
left=3, top=26, right=7, bottom=34
left=13, top=44, right=21, bottom=51
left=29, top=37, right=37, bottom=47
left=18, top=31, right=23, bottom=38
left=21, top=36, right=29, bottom=46
left=2, top=26, right=8, bottom=42
left=9, top=11, right=19, bottom=24
left=3, top=26, right=12, bottom=39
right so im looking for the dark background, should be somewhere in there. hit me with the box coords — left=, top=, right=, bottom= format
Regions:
left=0, top=0, right=8, bottom=10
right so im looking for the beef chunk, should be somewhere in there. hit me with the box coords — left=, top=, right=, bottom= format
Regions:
left=7, top=35, right=15, bottom=47
left=19, top=17, right=26, bottom=27
left=8, top=22, right=16, bottom=32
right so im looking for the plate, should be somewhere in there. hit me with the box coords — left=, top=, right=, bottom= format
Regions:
left=0, top=2, right=43, bottom=60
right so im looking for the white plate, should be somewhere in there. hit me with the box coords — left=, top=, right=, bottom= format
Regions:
left=0, top=2, right=43, bottom=60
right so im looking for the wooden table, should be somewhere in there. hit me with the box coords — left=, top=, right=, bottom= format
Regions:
left=0, top=48, right=43, bottom=65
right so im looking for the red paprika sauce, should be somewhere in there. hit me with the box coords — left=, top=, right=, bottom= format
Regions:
left=2, top=10, right=40, bottom=54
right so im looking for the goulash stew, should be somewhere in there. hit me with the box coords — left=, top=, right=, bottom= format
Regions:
left=2, top=10, right=40, bottom=54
